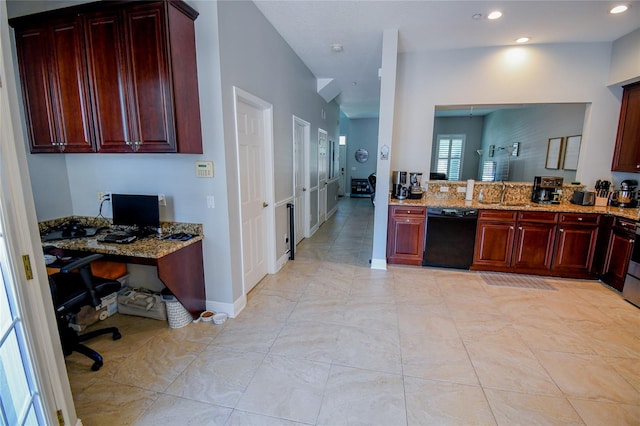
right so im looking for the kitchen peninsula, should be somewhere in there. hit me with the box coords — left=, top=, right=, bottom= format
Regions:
left=387, top=181, right=639, bottom=292
left=41, top=217, right=205, bottom=318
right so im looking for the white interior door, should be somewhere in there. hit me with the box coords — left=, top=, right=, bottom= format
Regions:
left=293, top=117, right=309, bottom=245
left=318, top=129, right=328, bottom=224
left=237, top=99, right=268, bottom=292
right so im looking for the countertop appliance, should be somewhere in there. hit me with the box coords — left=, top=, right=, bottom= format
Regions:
left=391, top=171, right=407, bottom=199
left=570, top=190, right=595, bottom=206
left=612, top=179, right=638, bottom=208
left=423, top=207, right=478, bottom=269
left=531, top=176, right=563, bottom=204
left=408, top=172, right=423, bottom=199
left=623, top=223, right=640, bottom=308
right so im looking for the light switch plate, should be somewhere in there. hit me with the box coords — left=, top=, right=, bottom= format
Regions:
left=195, top=161, right=214, bottom=178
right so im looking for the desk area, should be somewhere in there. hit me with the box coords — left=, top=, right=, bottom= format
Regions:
left=41, top=217, right=206, bottom=318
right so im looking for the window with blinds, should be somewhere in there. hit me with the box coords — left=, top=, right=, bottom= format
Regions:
left=435, top=135, right=465, bottom=181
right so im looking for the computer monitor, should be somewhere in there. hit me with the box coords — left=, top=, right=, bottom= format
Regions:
left=111, top=194, right=160, bottom=235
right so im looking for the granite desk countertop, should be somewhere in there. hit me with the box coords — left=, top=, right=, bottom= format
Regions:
left=43, top=232, right=204, bottom=259
left=389, top=195, right=640, bottom=222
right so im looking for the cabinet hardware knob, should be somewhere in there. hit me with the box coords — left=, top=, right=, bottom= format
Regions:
left=630, top=239, right=635, bottom=243
left=578, top=217, right=583, bottom=221
left=560, top=229, right=564, bottom=232
left=509, top=226, right=514, bottom=230
left=637, top=165, right=640, bottom=169
left=407, top=211, right=411, bottom=214
left=518, top=226, right=522, bottom=230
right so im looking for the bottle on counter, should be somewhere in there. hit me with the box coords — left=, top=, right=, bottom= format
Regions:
left=478, top=189, right=484, bottom=202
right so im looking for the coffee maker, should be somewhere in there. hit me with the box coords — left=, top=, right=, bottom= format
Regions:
left=391, top=171, right=407, bottom=199
left=408, top=172, right=423, bottom=199
left=531, top=176, right=563, bottom=204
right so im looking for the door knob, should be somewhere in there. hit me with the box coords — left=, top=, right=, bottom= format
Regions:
left=263, top=202, right=269, bottom=208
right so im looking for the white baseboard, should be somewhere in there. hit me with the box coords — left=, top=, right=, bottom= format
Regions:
left=327, top=205, right=338, bottom=219
left=370, top=258, right=387, bottom=270
left=276, top=252, right=289, bottom=271
left=207, top=294, right=246, bottom=319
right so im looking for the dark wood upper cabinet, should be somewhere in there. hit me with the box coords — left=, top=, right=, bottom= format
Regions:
left=612, top=82, right=640, bottom=172
left=10, top=0, right=202, bottom=154
left=14, top=17, right=95, bottom=153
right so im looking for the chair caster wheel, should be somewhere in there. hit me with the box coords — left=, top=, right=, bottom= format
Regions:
left=91, top=361, right=103, bottom=371
left=113, top=332, right=122, bottom=340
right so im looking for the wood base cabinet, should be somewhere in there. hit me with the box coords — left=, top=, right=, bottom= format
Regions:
left=551, top=213, right=600, bottom=276
left=387, top=206, right=426, bottom=265
left=602, top=217, right=636, bottom=291
left=10, top=0, right=203, bottom=154
left=472, top=210, right=600, bottom=278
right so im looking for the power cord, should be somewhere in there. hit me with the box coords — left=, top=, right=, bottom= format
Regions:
left=96, top=194, right=111, bottom=219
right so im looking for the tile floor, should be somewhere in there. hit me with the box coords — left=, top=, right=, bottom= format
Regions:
left=66, top=197, right=640, bottom=425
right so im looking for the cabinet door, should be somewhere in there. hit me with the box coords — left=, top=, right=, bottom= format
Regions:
left=612, top=82, right=640, bottom=172
left=49, top=17, right=95, bottom=152
left=387, top=208, right=425, bottom=265
left=85, top=11, right=134, bottom=152
left=473, top=220, right=515, bottom=268
left=602, top=228, right=635, bottom=291
left=14, top=25, right=58, bottom=152
left=124, top=3, right=175, bottom=152
left=512, top=222, right=556, bottom=271
left=551, top=225, right=599, bottom=274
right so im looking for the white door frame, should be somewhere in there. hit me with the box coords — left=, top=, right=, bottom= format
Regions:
left=292, top=116, right=311, bottom=241
left=233, top=87, right=276, bottom=294
left=0, top=9, right=74, bottom=423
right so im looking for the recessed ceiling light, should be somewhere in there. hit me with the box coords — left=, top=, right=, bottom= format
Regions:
left=516, top=37, right=530, bottom=43
left=610, top=4, right=629, bottom=14
left=487, top=10, right=503, bottom=20
left=330, top=44, right=343, bottom=52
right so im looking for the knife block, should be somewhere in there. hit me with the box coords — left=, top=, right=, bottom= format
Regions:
left=595, top=195, right=609, bottom=207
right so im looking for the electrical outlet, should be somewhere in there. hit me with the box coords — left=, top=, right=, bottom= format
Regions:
left=97, top=191, right=103, bottom=201
left=439, top=186, right=449, bottom=192
left=98, top=191, right=111, bottom=201
left=158, top=194, right=166, bottom=206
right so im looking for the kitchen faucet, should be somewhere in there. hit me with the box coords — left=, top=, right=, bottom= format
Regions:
left=500, top=181, right=507, bottom=204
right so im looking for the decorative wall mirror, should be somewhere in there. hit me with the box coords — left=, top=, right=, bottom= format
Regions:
left=355, top=148, right=369, bottom=163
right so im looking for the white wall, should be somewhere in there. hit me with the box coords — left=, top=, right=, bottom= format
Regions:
left=345, top=117, right=379, bottom=193
left=609, top=27, right=640, bottom=86
left=393, top=43, right=623, bottom=188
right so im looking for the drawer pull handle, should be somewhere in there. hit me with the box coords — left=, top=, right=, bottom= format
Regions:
left=518, top=226, right=522, bottom=230
left=577, top=217, right=583, bottom=221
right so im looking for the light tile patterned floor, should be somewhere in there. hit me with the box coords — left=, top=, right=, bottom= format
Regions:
left=66, top=197, right=640, bottom=425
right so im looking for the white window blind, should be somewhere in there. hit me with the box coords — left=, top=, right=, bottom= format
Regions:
left=435, top=135, right=464, bottom=181
left=481, top=161, right=496, bottom=181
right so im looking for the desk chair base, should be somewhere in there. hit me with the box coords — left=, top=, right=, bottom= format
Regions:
left=59, top=321, right=121, bottom=371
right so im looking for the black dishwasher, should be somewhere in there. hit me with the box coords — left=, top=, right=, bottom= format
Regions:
left=422, top=207, right=478, bottom=269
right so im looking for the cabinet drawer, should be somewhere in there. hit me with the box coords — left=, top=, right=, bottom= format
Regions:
left=390, top=206, right=426, bottom=218
left=559, top=213, right=600, bottom=226
left=614, top=217, right=637, bottom=235
left=478, top=210, right=517, bottom=221
left=518, top=211, right=558, bottom=223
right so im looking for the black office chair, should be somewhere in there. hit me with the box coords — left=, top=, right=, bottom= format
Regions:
left=49, top=253, right=122, bottom=371
left=368, top=173, right=376, bottom=206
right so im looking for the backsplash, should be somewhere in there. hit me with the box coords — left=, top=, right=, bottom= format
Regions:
left=423, top=181, right=585, bottom=204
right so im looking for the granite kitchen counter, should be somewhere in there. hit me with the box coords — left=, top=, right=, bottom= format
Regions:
left=389, top=194, right=640, bottom=221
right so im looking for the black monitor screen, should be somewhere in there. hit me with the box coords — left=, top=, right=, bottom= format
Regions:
left=111, top=194, right=160, bottom=231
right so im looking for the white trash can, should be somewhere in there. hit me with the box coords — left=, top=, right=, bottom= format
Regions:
left=165, top=296, right=193, bottom=328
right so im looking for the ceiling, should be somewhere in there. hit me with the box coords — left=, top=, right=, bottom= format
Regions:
left=253, top=1, right=640, bottom=119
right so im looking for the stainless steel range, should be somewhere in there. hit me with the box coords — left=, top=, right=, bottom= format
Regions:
left=623, top=223, right=640, bottom=307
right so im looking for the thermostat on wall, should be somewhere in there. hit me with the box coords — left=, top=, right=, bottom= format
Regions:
left=195, top=161, right=214, bottom=178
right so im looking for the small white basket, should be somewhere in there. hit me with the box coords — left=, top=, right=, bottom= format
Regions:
left=165, top=297, right=193, bottom=329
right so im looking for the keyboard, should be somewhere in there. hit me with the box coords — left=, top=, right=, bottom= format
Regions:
left=98, top=232, right=137, bottom=244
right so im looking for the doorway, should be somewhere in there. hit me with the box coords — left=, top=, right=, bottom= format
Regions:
left=293, top=116, right=310, bottom=244
left=318, top=129, right=328, bottom=225
left=233, top=88, right=275, bottom=294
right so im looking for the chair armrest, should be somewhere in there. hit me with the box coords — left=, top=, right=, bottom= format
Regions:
left=60, top=253, right=104, bottom=273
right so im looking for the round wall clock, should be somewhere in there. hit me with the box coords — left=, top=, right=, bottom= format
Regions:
left=355, top=148, right=369, bottom=163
